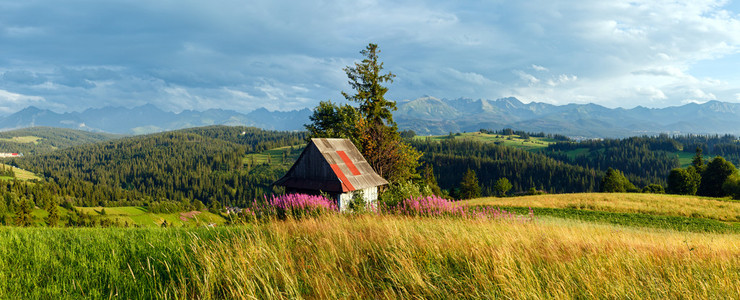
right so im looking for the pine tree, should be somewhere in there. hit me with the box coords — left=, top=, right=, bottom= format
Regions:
left=692, top=147, right=705, bottom=172
left=422, top=164, right=443, bottom=196
left=46, top=199, right=60, bottom=227
left=459, top=168, right=481, bottom=199
left=15, top=198, right=33, bottom=227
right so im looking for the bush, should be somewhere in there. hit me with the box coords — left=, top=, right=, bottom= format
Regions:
left=348, top=190, right=366, bottom=214
left=600, top=168, right=636, bottom=193
left=641, top=184, right=665, bottom=194
left=722, top=173, right=740, bottom=200
left=379, top=181, right=432, bottom=209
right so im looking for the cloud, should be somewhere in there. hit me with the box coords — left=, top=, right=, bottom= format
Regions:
left=687, top=88, right=717, bottom=100
left=635, top=86, right=668, bottom=100
left=531, top=64, right=549, bottom=72
left=1, top=0, right=740, bottom=113
left=2, top=70, right=47, bottom=85
left=514, top=71, right=540, bottom=85
left=0, top=89, right=45, bottom=113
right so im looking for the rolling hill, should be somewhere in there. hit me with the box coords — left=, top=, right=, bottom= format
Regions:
left=0, top=127, right=119, bottom=155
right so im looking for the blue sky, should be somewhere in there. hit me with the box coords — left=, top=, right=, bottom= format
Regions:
left=2, top=0, right=740, bottom=114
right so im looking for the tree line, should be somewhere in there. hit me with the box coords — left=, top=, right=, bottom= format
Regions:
left=0, top=126, right=305, bottom=224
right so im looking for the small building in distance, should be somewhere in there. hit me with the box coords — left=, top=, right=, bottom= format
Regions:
left=274, top=138, right=388, bottom=211
left=0, top=153, right=22, bottom=158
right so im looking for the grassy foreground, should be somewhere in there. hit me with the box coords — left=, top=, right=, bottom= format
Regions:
left=0, top=215, right=738, bottom=299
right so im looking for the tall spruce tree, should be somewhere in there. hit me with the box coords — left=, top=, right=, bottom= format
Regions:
left=459, top=168, right=481, bottom=199
left=692, top=147, right=705, bottom=173
left=306, top=43, right=421, bottom=183
left=45, top=199, right=60, bottom=227
left=422, top=164, right=443, bottom=196
left=15, top=198, right=33, bottom=227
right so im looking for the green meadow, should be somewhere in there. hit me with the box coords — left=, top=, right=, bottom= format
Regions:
left=1, top=193, right=738, bottom=299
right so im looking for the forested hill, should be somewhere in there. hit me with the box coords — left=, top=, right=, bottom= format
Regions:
left=9, top=126, right=305, bottom=208
left=411, top=139, right=603, bottom=194
left=0, top=127, right=119, bottom=155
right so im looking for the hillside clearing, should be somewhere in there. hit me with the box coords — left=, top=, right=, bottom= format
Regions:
left=74, top=206, right=225, bottom=227
left=464, top=193, right=740, bottom=222
left=0, top=163, right=41, bottom=181
left=0, top=136, right=41, bottom=144
left=27, top=206, right=225, bottom=227
left=243, top=144, right=304, bottom=168
left=415, top=131, right=556, bottom=151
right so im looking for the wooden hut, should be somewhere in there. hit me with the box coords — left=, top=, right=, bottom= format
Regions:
left=274, top=138, right=388, bottom=211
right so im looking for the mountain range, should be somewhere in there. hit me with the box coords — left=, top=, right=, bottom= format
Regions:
left=0, top=105, right=312, bottom=135
left=2, top=96, right=740, bottom=137
left=394, top=96, right=740, bottom=138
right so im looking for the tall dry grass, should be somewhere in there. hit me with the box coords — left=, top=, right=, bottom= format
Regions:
left=1, top=214, right=737, bottom=298
left=179, top=215, right=740, bottom=299
left=465, top=193, right=740, bottom=222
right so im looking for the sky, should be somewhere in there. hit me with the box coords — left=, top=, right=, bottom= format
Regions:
left=2, top=0, right=740, bottom=114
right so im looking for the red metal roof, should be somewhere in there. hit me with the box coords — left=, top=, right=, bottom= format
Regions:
left=336, top=150, right=361, bottom=176
left=330, top=164, right=355, bottom=192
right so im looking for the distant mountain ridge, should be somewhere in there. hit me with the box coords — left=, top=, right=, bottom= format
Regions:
left=395, top=97, right=740, bottom=137
left=0, top=105, right=312, bottom=134
left=3, top=97, right=740, bottom=137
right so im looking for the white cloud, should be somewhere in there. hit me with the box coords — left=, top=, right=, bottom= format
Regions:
left=0, top=89, right=43, bottom=102
left=635, top=86, right=668, bottom=100
left=514, top=71, right=540, bottom=85
left=531, top=64, right=548, bottom=72
left=688, top=88, right=717, bottom=100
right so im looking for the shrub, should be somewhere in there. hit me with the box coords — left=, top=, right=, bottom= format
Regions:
left=348, top=190, right=366, bottom=214
left=379, top=181, right=432, bottom=208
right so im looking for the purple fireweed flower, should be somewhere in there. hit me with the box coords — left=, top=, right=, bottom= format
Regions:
left=239, top=193, right=338, bottom=222
left=392, top=195, right=534, bottom=222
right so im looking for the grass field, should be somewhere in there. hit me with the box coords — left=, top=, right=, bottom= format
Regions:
left=464, top=193, right=740, bottom=233
left=465, top=193, right=740, bottom=222
left=244, top=144, right=304, bottom=168
left=75, top=206, right=226, bottom=227
left=0, top=214, right=737, bottom=299
left=674, top=151, right=695, bottom=168
left=27, top=206, right=226, bottom=227
left=0, top=163, right=41, bottom=181
left=3, top=193, right=740, bottom=298
left=415, top=131, right=557, bottom=151
left=0, top=135, right=41, bottom=144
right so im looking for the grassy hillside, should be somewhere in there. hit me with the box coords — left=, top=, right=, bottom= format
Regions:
left=0, top=127, right=119, bottom=155
left=74, top=207, right=225, bottom=227
left=0, top=163, right=40, bottom=181
left=243, top=144, right=304, bottom=168
left=0, top=214, right=737, bottom=299
left=465, top=193, right=740, bottom=233
left=415, top=131, right=556, bottom=151
left=28, top=206, right=225, bottom=227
